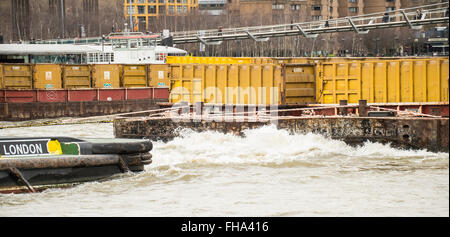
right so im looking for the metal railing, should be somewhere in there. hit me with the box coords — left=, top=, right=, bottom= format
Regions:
left=30, top=2, right=448, bottom=45
left=169, top=1, right=449, bottom=44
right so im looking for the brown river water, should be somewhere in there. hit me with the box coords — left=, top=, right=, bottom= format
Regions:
left=0, top=123, right=448, bottom=216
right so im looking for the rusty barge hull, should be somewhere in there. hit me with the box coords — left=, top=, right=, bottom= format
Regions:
left=114, top=117, right=449, bottom=153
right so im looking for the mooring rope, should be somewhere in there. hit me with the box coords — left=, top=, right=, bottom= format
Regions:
left=1, top=103, right=442, bottom=130
left=369, top=106, right=442, bottom=118
left=61, top=106, right=189, bottom=123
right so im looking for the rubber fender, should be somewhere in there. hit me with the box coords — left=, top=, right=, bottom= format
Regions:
left=88, top=139, right=153, bottom=154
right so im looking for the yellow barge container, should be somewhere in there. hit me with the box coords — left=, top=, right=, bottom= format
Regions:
left=91, top=64, right=121, bottom=88
left=33, top=64, right=62, bottom=89
left=148, top=64, right=170, bottom=88
left=121, top=64, right=148, bottom=88
left=62, top=64, right=91, bottom=89
left=168, top=57, right=449, bottom=105
left=316, top=57, right=449, bottom=104
left=1, top=64, right=33, bottom=89
left=167, top=56, right=253, bottom=65
left=1, top=57, right=448, bottom=105
left=169, top=63, right=317, bottom=105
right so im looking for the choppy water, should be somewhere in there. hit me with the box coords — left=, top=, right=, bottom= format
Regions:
left=0, top=123, right=448, bottom=216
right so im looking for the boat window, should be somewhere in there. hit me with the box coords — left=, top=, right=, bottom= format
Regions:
left=168, top=53, right=188, bottom=56
left=112, top=38, right=129, bottom=49
left=129, top=39, right=139, bottom=49
left=88, top=53, right=95, bottom=63
left=29, top=54, right=85, bottom=64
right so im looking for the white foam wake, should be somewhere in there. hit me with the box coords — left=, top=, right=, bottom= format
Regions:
left=150, top=125, right=449, bottom=169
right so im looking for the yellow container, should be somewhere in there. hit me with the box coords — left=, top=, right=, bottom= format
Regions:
left=91, top=64, right=120, bottom=88
left=170, top=63, right=284, bottom=105
left=33, top=64, right=62, bottom=89
left=316, top=57, right=449, bottom=104
left=62, top=65, right=91, bottom=89
left=0, top=65, right=2, bottom=89
left=148, top=64, right=170, bottom=88
left=283, top=64, right=316, bottom=104
left=169, top=64, right=195, bottom=103
left=166, top=56, right=252, bottom=65
left=122, top=64, right=148, bottom=87
left=1, top=64, right=33, bottom=89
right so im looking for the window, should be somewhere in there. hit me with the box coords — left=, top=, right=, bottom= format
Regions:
left=177, top=0, right=181, bottom=3
left=159, top=5, right=166, bottom=14
left=177, top=5, right=182, bottom=13
left=168, top=5, right=175, bottom=14
left=127, top=0, right=135, bottom=3
left=148, top=5, right=156, bottom=14
left=159, top=0, right=165, bottom=3
left=312, top=5, right=321, bottom=11
left=349, top=0, right=357, bottom=3
left=386, top=7, right=395, bottom=12
left=127, top=6, right=135, bottom=14
left=138, top=16, right=146, bottom=24
left=136, top=0, right=145, bottom=3
left=272, top=4, right=284, bottom=10
left=148, top=0, right=156, bottom=3
left=169, top=0, right=174, bottom=3
left=88, top=53, right=95, bottom=63
left=291, top=4, right=300, bottom=10
left=138, top=5, right=145, bottom=14
left=349, top=7, right=358, bottom=13
left=183, top=6, right=188, bottom=13
left=312, top=15, right=322, bottom=21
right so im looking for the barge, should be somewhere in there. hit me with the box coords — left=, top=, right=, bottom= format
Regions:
left=0, top=31, right=186, bottom=121
left=113, top=101, right=449, bottom=153
left=0, top=137, right=153, bottom=194
left=0, top=54, right=448, bottom=121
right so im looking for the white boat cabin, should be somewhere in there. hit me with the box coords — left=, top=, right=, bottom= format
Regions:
left=0, top=32, right=187, bottom=64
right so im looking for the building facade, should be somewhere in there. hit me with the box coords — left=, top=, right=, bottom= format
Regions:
left=226, top=0, right=311, bottom=26
left=124, top=0, right=199, bottom=30
left=198, top=0, right=227, bottom=15
left=227, top=0, right=446, bottom=25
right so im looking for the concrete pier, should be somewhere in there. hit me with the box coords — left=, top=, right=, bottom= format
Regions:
left=114, top=116, right=449, bottom=153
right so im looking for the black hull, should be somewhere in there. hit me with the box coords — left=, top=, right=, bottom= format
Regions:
left=0, top=137, right=153, bottom=194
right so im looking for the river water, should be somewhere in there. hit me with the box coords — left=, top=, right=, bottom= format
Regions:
left=0, top=123, right=448, bottom=216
